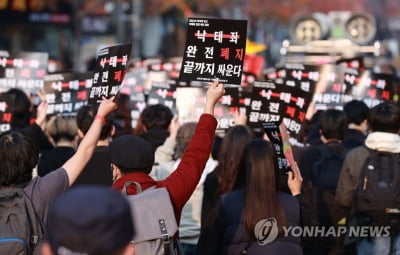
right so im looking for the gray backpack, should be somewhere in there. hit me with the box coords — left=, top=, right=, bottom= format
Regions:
left=0, top=187, right=45, bottom=255
left=122, top=182, right=183, bottom=255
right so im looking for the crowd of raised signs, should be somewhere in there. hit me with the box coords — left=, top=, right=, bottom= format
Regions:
left=1, top=16, right=400, bottom=255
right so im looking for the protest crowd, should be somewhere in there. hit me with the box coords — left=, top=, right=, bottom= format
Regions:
left=1, top=11, right=400, bottom=255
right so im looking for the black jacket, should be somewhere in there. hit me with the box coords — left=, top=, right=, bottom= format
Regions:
left=197, top=188, right=302, bottom=255
left=342, top=128, right=366, bottom=150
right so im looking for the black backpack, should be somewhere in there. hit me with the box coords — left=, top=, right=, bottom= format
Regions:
left=354, top=148, right=400, bottom=228
left=306, top=144, right=348, bottom=226
left=0, top=187, right=45, bottom=255
left=310, top=144, right=346, bottom=189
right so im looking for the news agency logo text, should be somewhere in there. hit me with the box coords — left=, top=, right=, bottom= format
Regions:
left=254, top=217, right=391, bottom=246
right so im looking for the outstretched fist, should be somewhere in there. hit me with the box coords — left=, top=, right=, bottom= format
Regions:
left=206, top=79, right=225, bottom=105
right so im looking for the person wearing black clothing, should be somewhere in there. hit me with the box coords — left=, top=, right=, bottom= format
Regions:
left=201, top=125, right=253, bottom=226
left=38, top=116, right=77, bottom=176
left=134, top=104, right=173, bottom=151
left=197, top=139, right=302, bottom=255
left=5, top=88, right=53, bottom=153
left=342, top=100, right=369, bottom=150
left=73, top=105, right=114, bottom=187
left=299, top=109, right=350, bottom=255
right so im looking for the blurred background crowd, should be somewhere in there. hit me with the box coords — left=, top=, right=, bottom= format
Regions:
left=1, top=0, right=400, bottom=74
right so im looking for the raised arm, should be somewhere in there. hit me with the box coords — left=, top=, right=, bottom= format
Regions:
left=63, top=97, right=117, bottom=185
left=203, top=80, right=225, bottom=115
left=161, top=80, right=225, bottom=211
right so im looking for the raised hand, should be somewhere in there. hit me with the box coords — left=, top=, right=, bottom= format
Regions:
left=287, top=162, right=303, bottom=196
left=204, top=79, right=225, bottom=115
left=97, top=96, right=118, bottom=118
left=168, top=116, right=180, bottom=138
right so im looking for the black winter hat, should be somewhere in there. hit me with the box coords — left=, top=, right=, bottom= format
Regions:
left=109, top=135, right=155, bottom=169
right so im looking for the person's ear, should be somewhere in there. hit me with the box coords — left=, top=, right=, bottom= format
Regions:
left=77, top=129, right=85, bottom=139
left=111, top=163, right=122, bottom=181
left=110, top=125, right=116, bottom=137
left=41, top=242, right=54, bottom=255
left=122, top=242, right=135, bottom=255
left=361, top=119, right=369, bottom=133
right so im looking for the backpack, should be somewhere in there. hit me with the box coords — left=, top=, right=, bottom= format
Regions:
left=306, top=144, right=348, bottom=226
left=310, top=145, right=346, bottom=188
left=353, top=148, right=400, bottom=228
left=0, top=187, right=45, bottom=255
left=122, top=181, right=183, bottom=255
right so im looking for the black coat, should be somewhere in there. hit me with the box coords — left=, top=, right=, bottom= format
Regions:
left=197, top=188, right=302, bottom=255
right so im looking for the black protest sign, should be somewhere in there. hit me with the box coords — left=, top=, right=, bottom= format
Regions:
left=238, top=84, right=253, bottom=114
left=247, top=81, right=281, bottom=129
left=215, top=86, right=239, bottom=134
left=241, top=72, right=256, bottom=89
left=246, top=65, right=315, bottom=136
left=147, top=80, right=177, bottom=114
left=119, top=70, right=147, bottom=128
left=0, top=51, right=48, bottom=94
left=263, top=121, right=291, bottom=174
left=44, top=72, right=92, bottom=116
left=264, top=67, right=286, bottom=85
left=344, top=68, right=394, bottom=108
left=336, top=56, right=365, bottom=71
left=179, top=17, right=247, bottom=85
left=312, top=64, right=345, bottom=110
left=88, top=43, right=132, bottom=104
left=176, top=86, right=239, bottom=135
left=281, top=63, right=317, bottom=134
left=120, top=68, right=147, bottom=95
left=0, top=93, right=14, bottom=133
left=361, top=72, right=394, bottom=107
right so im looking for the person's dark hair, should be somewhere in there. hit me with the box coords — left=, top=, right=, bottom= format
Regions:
left=174, top=122, right=197, bottom=159
left=236, top=139, right=287, bottom=239
left=5, top=88, right=31, bottom=129
left=117, top=165, right=153, bottom=175
left=217, top=125, right=253, bottom=195
left=76, top=105, right=114, bottom=140
left=319, top=109, right=348, bottom=140
left=140, top=104, right=173, bottom=130
left=211, top=135, right=223, bottom=160
left=368, top=101, right=400, bottom=133
left=0, top=131, right=39, bottom=187
left=46, top=116, right=77, bottom=144
left=304, top=109, right=324, bottom=145
left=343, top=100, right=369, bottom=125
left=113, top=94, right=133, bottom=138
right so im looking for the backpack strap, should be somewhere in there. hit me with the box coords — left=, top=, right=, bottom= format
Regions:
left=122, top=181, right=142, bottom=195
left=122, top=182, right=158, bottom=196
left=159, top=219, right=172, bottom=255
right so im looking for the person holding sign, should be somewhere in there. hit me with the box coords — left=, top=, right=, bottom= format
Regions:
left=0, top=96, right=117, bottom=254
left=110, top=79, right=225, bottom=225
